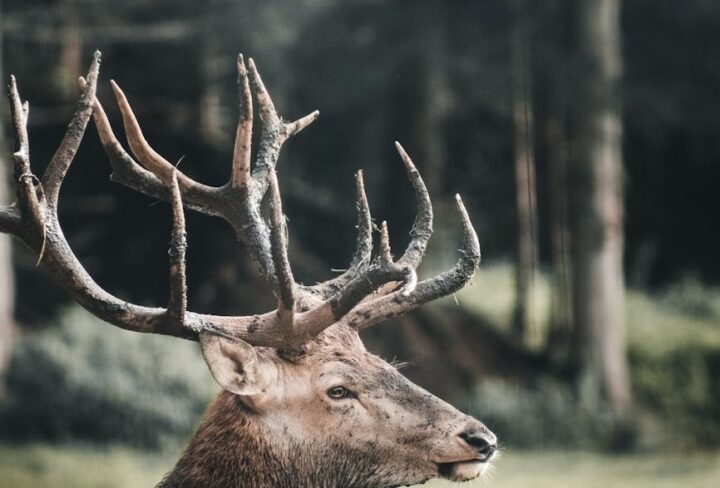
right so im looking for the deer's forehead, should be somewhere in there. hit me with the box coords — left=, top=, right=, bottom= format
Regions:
left=310, top=353, right=414, bottom=391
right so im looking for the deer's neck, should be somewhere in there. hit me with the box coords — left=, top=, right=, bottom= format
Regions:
left=157, top=391, right=383, bottom=488
left=157, top=392, right=264, bottom=487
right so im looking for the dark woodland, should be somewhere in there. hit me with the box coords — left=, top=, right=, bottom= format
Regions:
left=0, top=0, right=719, bottom=485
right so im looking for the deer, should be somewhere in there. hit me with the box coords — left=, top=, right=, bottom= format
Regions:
left=0, top=51, right=497, bottom=487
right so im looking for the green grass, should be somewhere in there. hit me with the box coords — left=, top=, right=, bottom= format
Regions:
left=1, top=444, right=719, bottom=488
left=426, top=450, right=720, bottom=488
left=0, top=444, right=177, bottom=488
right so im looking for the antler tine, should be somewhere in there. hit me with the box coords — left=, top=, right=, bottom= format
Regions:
left=394, top=142, right=433, bottom=269
left=377, top=220, right=417, bottom=296
left=80, top=77, right=226, bottom=217
left=246, top=57, right=319, bottom=197
left=80, top=76, right=137, bottom=180
left=231, top=54, right=253, bottom=189
left=110, top=79, right=178, bottom=183
left=41, top=51, right=100, bottom=210
left=167, top=171, right=188, bottom=324
left=306, top=170, right=373, bottom=297
left=268, top=171, right=295, bottom=327
left=110, top=79, right=220, bottom=203
left=9, top=76, right=29, bottom=161
left=285, top=111, right=321, bottom=138
left=350, top=170, right=374, bottom=268
left=339, top=194, right=480, bottom=330
left=379, top=221, right=393, bottom=264
left=8, top=75, right=45, bottom=241
left=247, top=57, right=278, bottom=126
left=322, top=143, right=433, bottom=302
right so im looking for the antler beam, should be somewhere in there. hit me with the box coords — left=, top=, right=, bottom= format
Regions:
left=339, top=195, right=479, bottom=329
left=0, top=51, right=481, bottom=351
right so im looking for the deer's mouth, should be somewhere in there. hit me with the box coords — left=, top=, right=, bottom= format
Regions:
left=436, top=459, right=490, bottom=482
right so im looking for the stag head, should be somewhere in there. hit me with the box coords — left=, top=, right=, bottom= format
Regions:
left=0, top=52, right=496, bottom=487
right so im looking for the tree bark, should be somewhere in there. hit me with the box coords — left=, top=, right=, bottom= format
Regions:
left=512, top=24, right=540, bottom=349
left=570, top=0, right=630, bottom=411
left=546, top=111, right=574, bottom=363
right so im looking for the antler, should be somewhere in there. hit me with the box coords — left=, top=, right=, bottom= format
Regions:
left=0, top=51, right=480, bottom=350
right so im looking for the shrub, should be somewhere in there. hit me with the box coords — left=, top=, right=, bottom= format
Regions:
left=468, top=378, right=637, bottom=450
left=630, top=345, right=720, bottom=447
left=460, top=267, right=720, bottom=449
left=0, top=307, right=217, bottom=448
left=627, top=281, right=720, bottom=447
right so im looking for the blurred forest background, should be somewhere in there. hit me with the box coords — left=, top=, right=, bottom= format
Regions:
left=1, top=0, right=720, bottom=486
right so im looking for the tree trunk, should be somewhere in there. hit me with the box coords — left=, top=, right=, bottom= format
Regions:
left=0, top=159, right=14, bottom=397
left=59, top=0, right=82, bottom=98
left=198, top=34, right=226, bottom=147
left=512, top=24, right=540, bottom=349
left=413, top=12, right=455, bottom=276
left=546, top=112, right=574, bottom=362
left=570, top=0, right=630, bottom=411
left=0, top=0, right=18, bottom=394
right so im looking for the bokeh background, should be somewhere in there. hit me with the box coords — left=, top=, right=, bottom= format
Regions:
left=1, top=0, right=719, bottom=486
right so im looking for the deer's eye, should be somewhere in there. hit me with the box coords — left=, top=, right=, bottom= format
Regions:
left=327, top=386, right=351, bottom=400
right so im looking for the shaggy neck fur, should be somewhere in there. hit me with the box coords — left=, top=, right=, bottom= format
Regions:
left=157, top=391, right=389, bottom=488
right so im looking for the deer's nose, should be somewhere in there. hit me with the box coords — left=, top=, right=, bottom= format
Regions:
left=458, top=429, right=497, bottom=461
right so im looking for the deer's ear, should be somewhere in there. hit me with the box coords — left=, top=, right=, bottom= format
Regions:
left=200, top=333, right=277, bottom=396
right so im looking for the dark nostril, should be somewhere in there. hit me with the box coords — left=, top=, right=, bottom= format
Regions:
left=459, top=431, right=497, bottom=459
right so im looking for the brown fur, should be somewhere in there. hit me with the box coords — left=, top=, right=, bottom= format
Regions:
left=158, top=392, right=392, bottom=488
left=159, top=325, right=496, bottom=488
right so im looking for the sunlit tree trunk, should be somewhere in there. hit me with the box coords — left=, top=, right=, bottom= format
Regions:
left=199, top=34, right=226, bottom=147
left=0, top=159, right=14, bottom=396
left=59, top=0, right=82, bottom=97
left=0, top=0, right=18, bottom=394
left=570, top=0, right=630, bottom=411
left=512, top=23, right=540, bottom=349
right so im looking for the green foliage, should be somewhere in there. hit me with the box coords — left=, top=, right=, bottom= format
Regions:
left=469, top=379, right=636, bottom=450
left=0, top=307, right=217, bottom=447
left=627, top=281, right=720, bottom=447
left=460, top=266, right=720, bottom=448
left=631, top=346, right=720, bottom=447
